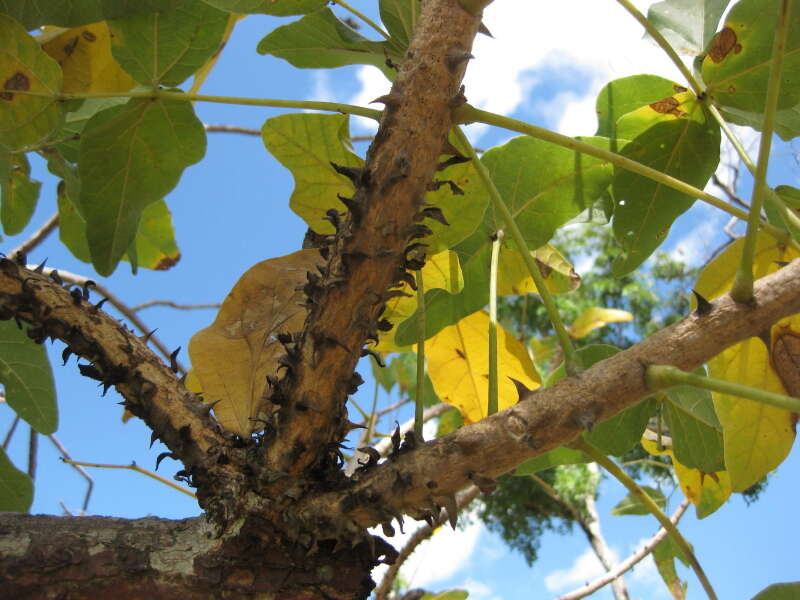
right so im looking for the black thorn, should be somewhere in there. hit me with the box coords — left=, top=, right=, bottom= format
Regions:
left=94, top=297, right=109, bottom=311
left=430, top=179, right=464, bottom=195
left=169, top=346, right=181, bottom=373
left=78, top=363, right=103, bottom=381
left=34, top=259, right=47, bottom=274
left=330, top=162, right=365, bottom=186
left=70, top=288, right=82, bottom=305
left=155, top=452, right=176, bottom=471
left=61, top=346, right=73, bottom=365
left=406, top=224, right=433, bottom=241
left=82, top=280, right=96, bottom=301
left=437, top=155, right=471, bottom=171
left=13, top=251, right=26, bottom=266
left=376, top=318, right=393, bottom=332
left=361, top=347, right=385, bottom=367
left=141, top=328, right=157, bottom=343
left=49, top=269, right=63, bottom=285
left=417, top=206, right=449, bottom=226
left=150, top=431, right=159, bottom=449
left=692, top=289, right=713, bottom=316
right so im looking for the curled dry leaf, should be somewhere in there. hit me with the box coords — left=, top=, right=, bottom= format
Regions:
left=188, top=249, right=322, bottom=436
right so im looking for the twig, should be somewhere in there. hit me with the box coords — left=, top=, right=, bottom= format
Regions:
left=2, top=414, right=20, bottom=450
left=204, top=124, right=260, bottom=135
left=27, top=428, right=37, bottom=479
left=61, top=458, right=196, bottom=498
left=555, top=500, right=690, bottom=600
left=49, top=434, right=94, bottom=512
left=9, top=213, right=59, bottom=258
left=131, top=300, right=220, bottom=312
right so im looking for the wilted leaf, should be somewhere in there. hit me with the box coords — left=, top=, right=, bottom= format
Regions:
left=568, top=307, right=633, bottom=339
left=202, top=0, right=326, bottom=16
left=647, top=0, right=730, bottom=55
left=0, top=152, right=40, bottom=235
left=0, top=14, right=64, bottom=151
left=0, top=447, right=32, bottom=513
left=0, top=319, right=58, bottom=434
left=694, top=233, right=799, bottom=491
left=426, top=310, right=539, bottom=423
left=498, top=244, right=581, bottom=296
left=188, top=250, right=322, bottom=436
left=42, top=22, right=136, bottom=93
left=611, top=486, right=667, bottom=516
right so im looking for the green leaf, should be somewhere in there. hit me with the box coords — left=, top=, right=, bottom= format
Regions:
left=420, top=592, right=469, bottom=600
left=752, top=583, right=800, bottom=600
left=702, top=0, right=800, bottom=116
left=0, top=14, right=64, bottom=151
left=595, top=74, right=680, bottom=141
left=717, top=103, right=800, bottom=141
left=0, top=319, right=57, bottom=434
left=380, top=0, right=416, bottom=52
left=647, top=0, right=730, bottom=55
left=382, top=352, right=440, bottom=407
left=663, top=376, right=726, bottom=473
left=257, top=7, right=395, bottom=74
left=547, top=344, right=657, bottom=455
left=109, top=0, right=230, bottom=87
left=77, top=93, right=205, bottom=275
left=611, top=92, right=720, bottom=276
left=261, top=112, right=362, bottom=234
left=0, top=152, right=40, bottom=235
left=0, top=447, right=32, bottom=513
left=130, top=200, right=181, bottom=271
left=0, top=1, right=182, bottom=31
left=56, top=181, right=91, bottom=263
left=201, top=0, right=326, bottom=16
left=653, top=533, right=690, bottom=599
left=611, top=486, right=667, bottom=515
left=514, top=447, right=590, bottom=476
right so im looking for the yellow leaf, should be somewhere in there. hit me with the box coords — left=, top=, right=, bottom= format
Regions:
left=189, top=14, right=242, bottom=95
left=568, top=307, right=634, bottom=339
left=497, top=244, right=581, bottom=296
left=374, top=250, right=463, bottom=352
left=42, top=23, right=136, bottom=94
left=426, top=310, right=540, bottom=423
left=643, top=438, right=731, bottom=519
left=188, top=250, right=321, bottom=436
left=694, top=233, right=799, bottom=491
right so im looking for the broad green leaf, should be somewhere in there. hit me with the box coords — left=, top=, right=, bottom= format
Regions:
left=497, top=244, right=581, bottom=296
left=567, top=307, right=633, bottom=339
left=0, top=447, right=32, bottom=513
left=201, top=0, right=326, bottom=16
left=595, top=74, right=681, bottom=140
left=0, top=15, right=64, bottom=151
left=752, top=583, right=800, bottom=600
left=694, top=233, right=799, bottom=491
left=716, top=103, right=800, bottom=141
left=0, top=319, right=57, bottom=434
left=109, top=0, right=230, bottom=87
left=53, top=97, right=129, bottom=164
left=380, top=0, right=417, bottom=52
left=663, top=373, right=726, bottom=473
left=612, top=91, right=720, bottom=276
left=77, top=94, right=205, bottom=275
left=702, top=0, right=800, bottom=116
left=647, top=0, right=730, bottom=55
left=514, top=447, right=590, bottom=476
left=0, top=152, right=40, bottom=235
left=420, top=591, right=469, bottom=600
left=653, top=533, right=689, bottom=599
left=481, top=136, right=614, bottom=251
left=257, top=8, right=396, bottom=74
left=374, top=250, right=463, bottom=352
left=261, top=112, right=362, bottom=234
left=57, top=181, right=91, bottom=263
left=188, top=13, right=241, bottom=95
left=611, top=486, right=667, bottom=516
left=0, top=2, right=184, bottom=30
left=41, top=22, right=137, bottom=93
left=764, top=186, right=800, bottom=242
left=643, top=438, right=731, bottom=518
left=546, top=344, right=656, bottom=455
left=426, top=310, right=540, bottom=423
left=188, top=250, right=322, bottom=436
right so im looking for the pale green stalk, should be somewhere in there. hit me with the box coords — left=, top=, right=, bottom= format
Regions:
left=488, top=231, right=503, bottom=415
left=61, top=459, right=196, bottom=498
left=572, top=438, right=718, bottom=600
left=331, top=0, right=390, bottom=40
left=454, top=127, right=582, bottom=375
left=731, top=0, right=792, bottom=302
left=457, top=105, right=791, bottom=245
left=415, top=270, right=426, bottom=440
left=614, top=0, right=702, bottom=95
left=646, top=365, right=800, bottom=413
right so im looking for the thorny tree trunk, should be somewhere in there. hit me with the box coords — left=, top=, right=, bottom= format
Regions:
left=2, top=0, right=800, bottom=597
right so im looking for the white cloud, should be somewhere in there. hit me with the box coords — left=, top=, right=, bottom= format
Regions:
left=544, top=547, right=612, bottom=592
left=459, top=577, right=500, bottom=600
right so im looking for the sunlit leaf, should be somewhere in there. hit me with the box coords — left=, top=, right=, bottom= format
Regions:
left=380, top=0, right=416, bottom=53
left=41, top=22, right=136, bottom=93
left=0, top=320, right=58, bottom=434
left=497, top=244, right=581, bottom=296
left=420, top=591, right=469, bottom=600
left=694, top=233, right=799, bottom=491
left=261, top=112, right=362, bottom=234
left=77, top=94, right=205, bottom=275
left=426, top=310, right=539, bottom=423
left=652, top=533, right=689, bottom=599
left=647, top=0, right=730, bottom=55
left=188, top=250, right=322, bottom=436
left=201, top=0, right=326, bottom=16
left=752, top=583, right=800, bottom=600
left=702, top=0, right=800, bottom=118
left=0, top=14, right=64, bottom=151
left=131, top=200, right=180, bottom=271
left=0, top=447, right=32, bottom=513
left=611, top=486, right=667, bottom=516
left=0, top=152, right=40, bottom=235
left=567, top=307, right=633, bottom=339
left=595, top=74, right=679, bottom=140
left=109, top=0, right=230, bottom=87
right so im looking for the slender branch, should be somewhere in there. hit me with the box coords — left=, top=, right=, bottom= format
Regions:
left=731, top=0, right=793, bottom=302
left=203, top=124, right=260, bottom=135
left=415, top=271, right=426, bottom=439
left=556, top=500, right=690, bottom=600
left=2, top=414, right=20, bottom=451
left=131, top=300, right=220, bottom=312
left=61, top=459, right=196, bottom=498
left=331, top=0, right=390, bottom=39
left=376, top=397, right=412, bottom=419
left=646, top=364, right=800, bottom=412
left=573, top=438, right=717, bottom=600
left=9, top=213, right=59, bottom=258
left=488, top=231, right=502, bottom=415
left=48, top=434, right=94, bottom=512
left=27, top=428, right=37, bottom=479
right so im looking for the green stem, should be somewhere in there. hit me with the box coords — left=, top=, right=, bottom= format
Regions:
left=731, top=0, right=792, bottom=303
left=572, top=438, right=718, bottom=600
left=456, top=105, right=791, bottom=245
left=488, top=230, right=503, bottom=415
left=614, top=0, right=702, bottom=95
left=61, top=459, right=195, bottom=498
left=646, top=364, right=800, bottom=413
left=331, top=0, right=390, bottom=40
left=415, top=270, right=426, bottom=440
left=454, top=127, right=582, bottom=375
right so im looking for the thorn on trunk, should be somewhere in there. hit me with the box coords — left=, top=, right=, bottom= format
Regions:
left=34, top=259, right=47, bottom=274
left=169, top=346, right=181, bottom=373
left=82, top=280, right=96, bottom=301
left=692, top=289, right=713, bottom=316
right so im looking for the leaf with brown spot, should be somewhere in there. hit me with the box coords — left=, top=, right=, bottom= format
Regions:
left=707, top=27, right=739, bottom=63
left=188, top=250, right=322, bottom=436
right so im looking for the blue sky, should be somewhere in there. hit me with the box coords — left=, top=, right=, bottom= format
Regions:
left=1, top=1, right=799, bottom=598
